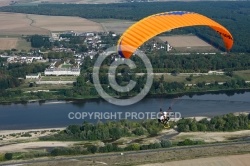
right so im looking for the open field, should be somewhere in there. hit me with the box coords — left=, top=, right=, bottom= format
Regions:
left=0, top=12, right=104, bottom=36
left=28, top=14, right=103, bottom=32
left=0, top=12, right=49, bottom=35
left=154, top=74, right=231, bottom=83
left=189, top=75, right=231, bottom=84
left=140, top=154, right=250, bottom=166
left=0, top=38, right=18, bottom=50
left=16, top=38, right=32, bottom=51
left=12, top=83, right=73, bottom=92
left=0, top=141, right=74, bottom=153
left=40, top=76, right=77, bottom=81
left=0, top=37, right=31, bottom=50
left=234, top=70, right=250, bottom=81
left=158, top=35, right=218, bottom=52
left=172, top=130, right=250, bottom=143
left=92, top=19, right=135, bottom=34
left=159, top=35, right=212, bottom=47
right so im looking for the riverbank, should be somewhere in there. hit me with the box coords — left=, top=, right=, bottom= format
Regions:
left=1, top=88, right=250, bottom=105
left=1, top=121, right=250, bottom=153
left=1, top=91, right=250, bottom=130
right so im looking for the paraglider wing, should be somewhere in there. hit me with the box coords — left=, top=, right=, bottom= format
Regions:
left=117, top=11, right=233, bottom=59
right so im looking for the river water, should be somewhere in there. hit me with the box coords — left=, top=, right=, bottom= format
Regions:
left=0, top=90, right=250, bottom=130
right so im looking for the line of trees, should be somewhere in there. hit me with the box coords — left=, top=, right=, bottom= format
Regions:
left=50, top=139, right=174, bottom=156
left=81, top=53, right=250, bottom=74
left=2, top=137, right=202, bottom=160
left=177, top=113, right=250, bottom=132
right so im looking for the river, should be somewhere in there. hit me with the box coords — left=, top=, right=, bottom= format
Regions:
left=0, top=90, right=250, bottom=130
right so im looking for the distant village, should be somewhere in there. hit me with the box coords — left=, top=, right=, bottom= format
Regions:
left=0, top=31, right=173, bottom=82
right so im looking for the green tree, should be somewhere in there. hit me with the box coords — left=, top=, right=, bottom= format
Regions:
left=87, top=145, right=98, bottom=154
left=160, top=139, right=172, bottom=148
left=4, top=153, right=13, bottom=160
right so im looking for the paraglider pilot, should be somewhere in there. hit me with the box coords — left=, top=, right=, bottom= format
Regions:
left=158, top=108, right=170, bottom=124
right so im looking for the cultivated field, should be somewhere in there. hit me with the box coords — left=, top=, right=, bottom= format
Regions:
left=0, top=12, right=104, bottom=36
left=0, top=12, right=49, bottom=36
left=0, top=37, right=31, bottom=50
left=159, top=35, right=211, bottom=47
left=0, top=38, right=18, bottom=50
left=141, top=154, right=250, bottom=166
left=93, top=19, right=135, bottom=34
left=28, top=14, right=104, bottom=32
left=158, top=35, right=218, bottom=52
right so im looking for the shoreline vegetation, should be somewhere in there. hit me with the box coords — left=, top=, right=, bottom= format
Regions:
left=0, top=112, right=250, bottom=163
left=0, top=87, right=250, bottom=105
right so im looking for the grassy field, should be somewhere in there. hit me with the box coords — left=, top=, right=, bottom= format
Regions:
left=158, top=35, right=219, bottom=52
left=61, top=64, right=73, bottom=68
left=92, top=18, right=135, bottom=34
left=40, top=76, right=77, bottom=81
left=155, top=74, right=231, bottom=84
left=0, top=37, right=32, bottom=51
left=16, top=38, right=31, bottom=51
left=13, top=83, right=73, bottom=92
left=156, top=74, right=187, bottom=83
left=189, top=75, right=231, bottom=84
left=11, top=76, right=76, bottom=91
left=234, top=70, right=250, bottom=81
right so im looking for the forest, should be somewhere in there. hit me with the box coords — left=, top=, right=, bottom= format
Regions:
left=0, top=1, right=250, bottom=52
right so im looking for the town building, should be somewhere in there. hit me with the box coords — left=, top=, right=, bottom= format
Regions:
left=44, top=68, right=80, bottom=76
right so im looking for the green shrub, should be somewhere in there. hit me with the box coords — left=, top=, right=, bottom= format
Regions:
left=160, top=139, right=172, bottom=148
left=87, top=145, right=98, bottom=154
left=4, top=153, right=13, bottom=160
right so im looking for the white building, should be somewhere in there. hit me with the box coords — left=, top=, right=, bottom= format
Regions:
left=208, top=71, right=225, bottom=75
left=44, top=68, right=80, bottom=76
left=26, top=73, right=41, bottom=79
left=166, top=43, right=172, bottom=51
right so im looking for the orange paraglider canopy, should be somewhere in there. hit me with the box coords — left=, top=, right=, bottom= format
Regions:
left=118, top=11, right=233, bottom=59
